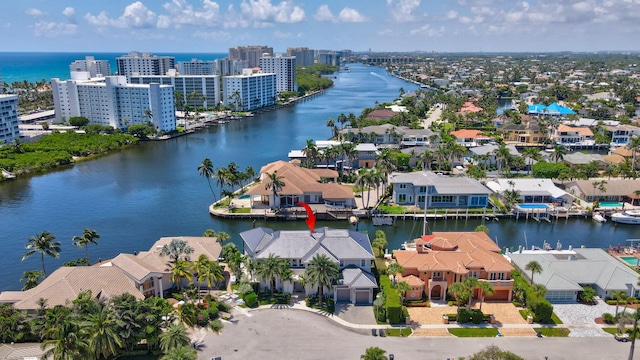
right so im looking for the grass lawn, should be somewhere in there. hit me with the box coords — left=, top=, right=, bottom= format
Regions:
left=230, top=207, right=251, bottom=213
left=604, top=327, right=633, bottom=335
left=536, top=327, right=570, bottom=337
left=448, top=328, right=499, bottom=337
left=379, top=204, right=404, bottom=214
left=386, top=328, right=412, bottom=337
left=518, top=309, right=563, bottom=325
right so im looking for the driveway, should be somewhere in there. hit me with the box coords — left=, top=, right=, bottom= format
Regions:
left=335, top=303, right=377, bottom=325
left=198, top=308, right=629, bottom=360
left=553, top=298, right=624, bottom=337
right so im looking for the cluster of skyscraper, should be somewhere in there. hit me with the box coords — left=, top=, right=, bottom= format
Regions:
left=44, top=46, right=350, bottom=134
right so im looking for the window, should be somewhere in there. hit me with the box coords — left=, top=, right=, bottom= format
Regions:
left=431, top=195, right=453, bottom=203
left=398, top=194, right=407, bottom=203
left=489, top=272, right=505, bottom=280
left=361, top=259, right=366, bottom=267
left=468, top=271, right=478, bottom=278
left=418, top=186, right=426, bottom=193
left=399, top=184, right=407, bottom=189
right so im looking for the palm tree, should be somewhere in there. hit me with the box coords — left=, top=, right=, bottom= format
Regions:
left=525, top=261, right=543, bottom=285
left=160, top=239, right=194, bottom=264
left=611, top=290, right=627, bottom=317
left=80, top=305, right=123, bottom=360
left=301, top=139, right=318, bottom=169
left=551, top=145, right=567, bottom=163
left=627, top=135, right=640, bottom=172
left=521, top=147, right=541, bottom=175
left=264, top=171, right=286, bottom=209
left=371, top=230, right=388, bottom=257
left=72, top=228, right=101, bottom=265
left=200, top=261, right=224, bottom=291
left=159, top=324, right=191, bottom=353
left=20, top=270, right=45, bottom=290
left=395, top=281, right=412, bottom=303
left=386, top=262, right=404, bottom=283
left=305, top=254, right=340, bottom=306
left=213, top=167, right=229, bottom=200
left=41, top=320, right=88, bottom=360
left=170, top=260, right=193, bottom=291
left=420, top=149, right=434, bottom=171
left=22, top=231, right=61, bottom=276
left=475, top=280, right=495, bottom=312
left=197, top=158, right=217, bottom=201
left=215, top=231, right=231, bottom=245
left=192, top=254, right=211, bottom=291
left=161, top=345, right=197, bottom=360
left=255, top=254, right=290, bottom=297
left=361, top=347, right=387, bottom=360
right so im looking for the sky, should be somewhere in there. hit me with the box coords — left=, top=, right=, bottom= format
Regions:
left=1, top=0, right=640, bottom=53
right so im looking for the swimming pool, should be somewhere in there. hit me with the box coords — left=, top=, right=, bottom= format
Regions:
left=599, top=202, right=623, bottom=208
left=517, top=203, right=550, bottom=209
left=238, top=195, right=251, bottom=200
left=620, top=256, right=639, bottom=266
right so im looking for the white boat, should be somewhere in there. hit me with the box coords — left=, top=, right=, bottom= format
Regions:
left=611, top=210, right=640, bottom=224
left=593, top=213, right=607, bottom=223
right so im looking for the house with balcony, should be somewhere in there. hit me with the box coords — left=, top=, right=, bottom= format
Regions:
left=500, top=121, right=547, bottom=145
left=451, top=129, right=493, bottom=147
left=246, top=161, right=355, bottom=208
left=551, top=124, right=594, bottom=146
left=603, top=124, right=640, bottom=146
left=240, top=227, right=377, bottom=304
left=389, top=171, right=491, bottom=209
left=486, top=178, right=574, bottom=206
left=565, top=179, right=640, bottom=203
left=393, top=232, right=514, bottom=302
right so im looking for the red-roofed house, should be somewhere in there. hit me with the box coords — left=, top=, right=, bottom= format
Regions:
left=366, top=109, right=397, bottom=120
left=458, top=101, right=483, bottom=114
left=552, top=125, right=594, bottom=146
left=393, top=232, right=514, bottom=302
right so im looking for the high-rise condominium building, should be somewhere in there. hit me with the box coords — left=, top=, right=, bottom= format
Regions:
left=0, top=94, right=19, bottom=145
left=222, top=69, right=276, bottom=111
left=215, top=58, right=248, bottom=76
left=129, top=70, right=220, bottom=109
left=116, top=51, right=175, bottom=77
left=52, top=76, right=175, bottom=132
left=228, top=46, right=273, bottom=68
left=259, top=54, right=297, bottom=94
left=316, top=50, right=341, bottom=66
left=69, top=56, right=111, bottom=78
left=176, top=59, right=217, bottom=76
left=286, top=47, right=315, bottom=66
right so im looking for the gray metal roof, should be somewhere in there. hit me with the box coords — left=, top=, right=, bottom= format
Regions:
left=389, top=171, right=491, bottom=195
left=468, top=144, right=520, bottom=157
left=509, top=248, right=640, bottom=292
left=342, top=266, right=377, bottom=288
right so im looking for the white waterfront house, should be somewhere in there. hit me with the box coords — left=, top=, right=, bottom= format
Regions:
left=486, top=178, right=573, bottom=206
left=222, top=69, right=276, bottom=111
left=69, top=56, right=111, bottom=78
left=52, top=75, right=176, bottom=132
left=129, top=70, right=220, bottom=110
left=259, top=54, right=297, bottom=93
left=116, top=51, right=175, bottom=77
left=0, top=94, right=19, bottom=145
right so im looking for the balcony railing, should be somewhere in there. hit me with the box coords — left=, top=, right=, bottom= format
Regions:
left=481, top=279, right=514, bottom=287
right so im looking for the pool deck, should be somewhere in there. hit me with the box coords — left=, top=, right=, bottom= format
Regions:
left=606, top=247, right=640, bottom=269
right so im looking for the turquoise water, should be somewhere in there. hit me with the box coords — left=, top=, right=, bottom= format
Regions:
left=621, top=256, right=639, bottom=266
left=517, top=203, right=549, bottom=209
left=238, top=195, right=251, bottom=200
left=600, top=202, right=623, bottom=208
left=0, top=52, right=227, bottom=84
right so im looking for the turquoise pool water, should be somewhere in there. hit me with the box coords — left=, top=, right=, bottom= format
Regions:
left=621, top=256, right=639, bottom=266
left=600, top=202, right=623, bottom=208
left=517, top=203, right=549, bottom=209
left=238, top=195, right=251, bottom=200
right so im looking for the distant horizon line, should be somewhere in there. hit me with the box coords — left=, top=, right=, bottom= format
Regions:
left=1, top=50, right=640, bottom=55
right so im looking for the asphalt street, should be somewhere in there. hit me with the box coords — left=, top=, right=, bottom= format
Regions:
left=199, top=308, right=630, bottom=360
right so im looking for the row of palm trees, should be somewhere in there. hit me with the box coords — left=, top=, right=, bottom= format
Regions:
left=198, top=158, right=256, bottom=201
left=21, top=229, right=101, bottom=290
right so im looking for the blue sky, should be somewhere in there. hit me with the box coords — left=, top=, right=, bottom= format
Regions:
left=2, top=0, right=640, bottom=53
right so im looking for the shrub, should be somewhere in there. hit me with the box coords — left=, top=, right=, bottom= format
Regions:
left=207, top=305, right=219, bottom=320
left=471, top=310, right=485, bottom=324
left=210, top=319, right=223, bottom=333
left=533, top=301, right=553, bottom=323
left=603, top=313, right=615, bottom=324
left=243, top=292, right=257, bottom=307
left=197, top=310, right=209, bottom=327
left=380, top=276, right=402, bottom=324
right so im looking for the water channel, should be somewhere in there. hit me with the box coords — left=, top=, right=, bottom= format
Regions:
left=0, top=63, right=637, bottom=292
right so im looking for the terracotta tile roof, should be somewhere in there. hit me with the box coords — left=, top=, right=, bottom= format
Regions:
left=555, top=124, right=593, bottom=136
left=400, top=274, right=424, bottom=286
left=6, top=267, right=143, bottom=310
left=110, top=253, right=160, bottom=281
left=137, top=236, right=222, bottom=273
left=450, top=129, right=491, bottom=139
left=248, top=161, right=354, bottom=200
left=367, top=109, right=397, bottom=119
left=393, top=232, right=512, bottom=276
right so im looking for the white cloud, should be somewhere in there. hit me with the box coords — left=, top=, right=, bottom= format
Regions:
left=273, top=30, right=292, bottom=38
left=26, top=8, right=46, bottom=17
left=377, top=28, right=393, bottom=35
left=239, top=0, right=305, bottom=24
left=338, top=7, right=367, bottom=22
left=409, top=24, right=444, bottom=37
left=33, top=21, right=77, bottom=37
left=161, top=0, right=222, bottom=28
left=446, top=10, right=458, bottom=19
left=388, top=0, right=421, bottom=22
left=193, top=30, right=231, bottom=40
left=62, top=7, right=75, bottom=17
left=314, top=4, right=335, bottom=22
left=85, top=1, right=157, bottom=29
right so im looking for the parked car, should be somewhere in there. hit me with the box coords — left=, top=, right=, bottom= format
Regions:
left=615, top=333, right=630, bottom=342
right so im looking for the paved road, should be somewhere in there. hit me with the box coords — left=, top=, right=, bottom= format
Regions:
left=422, top=104, right=443, bottom=129
left=199, top=308, right=630, bottom=360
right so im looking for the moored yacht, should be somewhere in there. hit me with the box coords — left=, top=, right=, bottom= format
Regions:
left=611, top=210, right=640, bottom=225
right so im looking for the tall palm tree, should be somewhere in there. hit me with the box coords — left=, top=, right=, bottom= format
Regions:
left=525, top=260, right=543, bottom=285
left=611, top=290, right=627, bottom=317
left=475, top=280, right=495, bottom=312
left=20, top=270, right=45, bottom=290
left=305, top=254, right=340, bottom=306
left=192, top=254, right=211, bottom=291
left=161, top=345, right=197, bottom=360
left=213, top=167, right=229, bottom=200
left=160, top=239, right=194, bottom=264
left=255, top=254, right=290, bottom=298
left=169, top=260, right=193, bottom=291
left=80, top=305, right=123, bottom=360
left=301, top=139, right=318, bottom=169
left=551, top=145, right=567, bottom=163
left=22, top=231, right=61, bottom=276
left=197, top=158, right=217, bottom=201
left=420, top=149, right=434, bottom=171
left=521, top=147, right=541, bottom=175
left=386, top=262, right=404, bottom=283
left=627, top=135, right=640, bottom=172
left=264, top=171, right=285, bottom=209
left=41, top=320, right=88, bottom=360
left=200, top=261, right=224, bottom=291
left=72, top=228, right=101, bottom=265
left=395, top=281, right=412, bottom=303
left=159, top=324, right=191, bottom=353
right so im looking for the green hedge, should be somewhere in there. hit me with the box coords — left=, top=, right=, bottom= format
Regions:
left=457, top=308, right=485, bottom=324
left=512, top=271, right=554, bottom=323
left=380, top=276, right=403, bottom=324
left=243, top=292, right=257, bottom=307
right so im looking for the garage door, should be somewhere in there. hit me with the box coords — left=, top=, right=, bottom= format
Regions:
left=355, top=290, right=370, bottom=304
left=336, top=288, right=350, bottom=302
left=488, top=290, right=509, bottom=301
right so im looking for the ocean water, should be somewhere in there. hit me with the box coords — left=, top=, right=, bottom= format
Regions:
left=0, top=52, right=227, bottom=84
